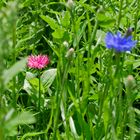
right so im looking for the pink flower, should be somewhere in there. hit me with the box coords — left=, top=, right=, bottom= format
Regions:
left=27, top=55, right=49, bottom=69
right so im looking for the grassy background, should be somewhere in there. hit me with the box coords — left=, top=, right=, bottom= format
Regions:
left=0, top=0, right=140, bottom=139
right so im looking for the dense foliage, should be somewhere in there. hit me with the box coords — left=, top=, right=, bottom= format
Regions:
left=0, top=0, right=140, bottom=139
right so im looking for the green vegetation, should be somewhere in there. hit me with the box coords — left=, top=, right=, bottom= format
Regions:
left=0, top=0, right=140, bottom=139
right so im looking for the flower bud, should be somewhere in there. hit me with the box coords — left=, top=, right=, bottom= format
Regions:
left=97, top=6, right=104, bottom=14
left=125, top=75, right=136, bottom=89
left=125, top=28, right=133, bottom=38
left=65, top=48, right=74, bottom=59
left=63, top=41, right=69, bottom=48
left=67, top=0, right=74, bottom=9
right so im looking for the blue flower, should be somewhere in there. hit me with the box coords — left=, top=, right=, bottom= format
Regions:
left=105, top=32, right=137, bottom=52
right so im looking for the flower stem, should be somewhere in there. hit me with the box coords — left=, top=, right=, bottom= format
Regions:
left=12, top=19, right=17, bottom=109
left=126, top=80, right=135, bottom=140
left=133, top=0, right=139, bottom=39
left=38, top=71, right=41, bottom=112
left=117, top=0, right=124, bottom=29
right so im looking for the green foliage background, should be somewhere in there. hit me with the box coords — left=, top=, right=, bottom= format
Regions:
left=0, top=0, right=140, bottom=140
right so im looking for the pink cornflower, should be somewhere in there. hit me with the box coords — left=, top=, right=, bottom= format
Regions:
left=27, top=55, right=49, bottom=69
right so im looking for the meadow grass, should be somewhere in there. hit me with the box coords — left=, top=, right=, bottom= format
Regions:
left=0, top=0, right=140, bottom=140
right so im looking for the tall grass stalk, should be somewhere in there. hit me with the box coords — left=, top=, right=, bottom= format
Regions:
left=133, top=0, right=139, bottom=39
left=70, top=3, right=86, bottom=139
left=53, top=44, right=70, bottom=139
left=117, top=0, right=124, bottom=28
left=126, top=75, right=136, bottom=140
left=11, top=22, right=17, bottom=140
left=12, top=19, right=17, bottom=109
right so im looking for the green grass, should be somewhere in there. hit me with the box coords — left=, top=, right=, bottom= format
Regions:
left=0, top=0, right=140, bottom=140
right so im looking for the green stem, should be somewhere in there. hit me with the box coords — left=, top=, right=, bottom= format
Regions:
left=61, top=61, right=70, bottom=139
left=113, top=52, right=125, bottom=139
left=53, top=59, right=70, bottom=139
left=117, top=0, right=124, bottom=29
left=12, top=20, right=17, bottom=109
left=133, top=0, right=139, bottom=39
left=53, top=45, right=63, bottom=139
left=87, top=18, right=98, bottom=92
left=38, top=71, right=41, bottom=112
left=126, top=86, right=135, bottom=140
left=0, top=63, right=4, bottom=108
left=45, top=104, right=54, bottom=133
left=70, top=6, right=84, bottom=138
left=53, top=70, right=61, bottom=139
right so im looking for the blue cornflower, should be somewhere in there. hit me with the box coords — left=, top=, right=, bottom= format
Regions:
left=105, top=32, right=137, bottom=52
